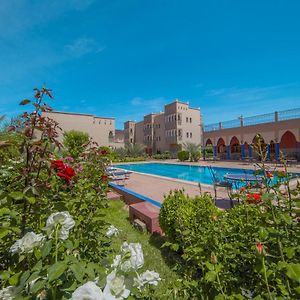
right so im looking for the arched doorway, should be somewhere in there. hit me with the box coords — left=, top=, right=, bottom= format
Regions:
left=230, top=136, right=241, bottom=160
left=252, top=134, right=266, bottom=160
left=269, top=140, right=276, bottom=161
left=244, top=142, right=249, bottom=159
left=217, top=137, right=226, bottom=159
left=205, top=138, right=214, bottom=159
left=280, top=131, right=298, bottom=160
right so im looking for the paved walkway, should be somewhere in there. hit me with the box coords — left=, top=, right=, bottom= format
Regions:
left=113, top=159, right=299, bottom=210
left=122, top=172, right=234, bottom=209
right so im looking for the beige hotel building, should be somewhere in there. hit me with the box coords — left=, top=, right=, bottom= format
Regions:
left=124, top=100, right=203, bottom=154
left=43, top=111, right=124, bottom=148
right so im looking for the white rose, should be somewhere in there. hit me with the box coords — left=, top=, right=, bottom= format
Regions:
left=103, top=271, right=130, bottom=299
left=71, top=281, right=103, bottom=300
left=0, top=286, right=18, bottom=300
left=106, top=225, right=119, bottom=238
left=44, top=211, right=75, bottom=240
left=120, top=242, right=144, bottom=271
left=134, top=270, right=161, bottom=290
left=111, top=255, right=122, bottom=269
left=10, top=232, right=45, bottom=254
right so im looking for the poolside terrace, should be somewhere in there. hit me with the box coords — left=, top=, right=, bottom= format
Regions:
left=110, top=159, right=300, bottom=210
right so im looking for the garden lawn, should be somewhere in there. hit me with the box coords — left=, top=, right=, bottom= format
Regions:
left=102, top=199, right=180, bottom=298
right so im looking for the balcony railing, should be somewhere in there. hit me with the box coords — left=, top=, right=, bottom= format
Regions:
left=204, top=108, right=300, bottom=132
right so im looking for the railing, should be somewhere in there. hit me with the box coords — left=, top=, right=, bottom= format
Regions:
left=243, top=112, right=274, bottom=126
left=204, top=108, right=300, bottom=132
left=278, top=108, right=300, bottom=121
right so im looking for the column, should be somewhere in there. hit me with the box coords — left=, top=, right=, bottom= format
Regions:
left=226, top=145, right=231, bottom=160
left=249, top=144, right=252, bottom=159
left=241, top=144, right=245, bottom=160
left=275, top=143, right=280, bottom=161
left=266, top=145, right=270, bottom=160
left=213, top=146, right=217, bottom=159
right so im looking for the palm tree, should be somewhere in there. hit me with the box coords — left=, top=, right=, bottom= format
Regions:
left=126, top=143, right=145, bottom=157
left=183, top=142, right=202, bottom=162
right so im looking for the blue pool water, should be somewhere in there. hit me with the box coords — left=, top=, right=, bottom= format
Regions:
left=115, top=163, right=258, bottom=185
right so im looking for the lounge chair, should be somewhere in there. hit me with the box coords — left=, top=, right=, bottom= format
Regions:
left=208, top=166, right=233, bottom=206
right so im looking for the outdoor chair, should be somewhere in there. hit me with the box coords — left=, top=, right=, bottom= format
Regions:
left=208, top=166, right=233, bottom=206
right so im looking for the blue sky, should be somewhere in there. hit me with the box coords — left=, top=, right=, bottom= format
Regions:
left=0, top=0, right=300, bottom=129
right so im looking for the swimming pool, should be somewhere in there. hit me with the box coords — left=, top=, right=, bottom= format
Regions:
left=115, top=163, right=258, bottom=185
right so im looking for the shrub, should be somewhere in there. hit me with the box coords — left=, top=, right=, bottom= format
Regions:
left=153, top=151, right=172, bottom=160
left=177, top=150, right=189, bottom=161
left=183, top=142, right=202, bottom=162
left=63, top=130, right=89, bottom=158
left=160, top=176, right=300, bottom=298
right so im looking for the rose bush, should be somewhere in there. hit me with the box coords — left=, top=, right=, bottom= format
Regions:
left=0, top=88, right=161, bottom=299
left=160, top=162, right=300, bottom=298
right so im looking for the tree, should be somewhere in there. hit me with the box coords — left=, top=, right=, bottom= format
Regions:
left=126, top=143, right=145, bottom=157
left=183, top=142, right=201, bottom=162
left=63, top=130, right=89, bottom=158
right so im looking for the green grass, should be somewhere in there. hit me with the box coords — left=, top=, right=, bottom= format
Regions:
left=102, top=199, right=180, bottom=298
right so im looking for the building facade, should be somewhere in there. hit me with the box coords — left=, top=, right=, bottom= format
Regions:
left=124, top=100, right=202, bottom=154
left=43, top=111, right=124, bottom=148
left=203, top=108, right=300, bottom=161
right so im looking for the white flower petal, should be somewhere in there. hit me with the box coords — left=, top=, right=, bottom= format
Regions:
left=106, top=225, right=119, bottom=238
left=44, top=211, right=75, bottom=240
left=10, top=232, right=45, bottom=254
left=71, top=281, right=104, bottom=300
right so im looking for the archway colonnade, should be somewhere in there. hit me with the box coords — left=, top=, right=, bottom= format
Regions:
left=205, top=130, right=299, bottom=161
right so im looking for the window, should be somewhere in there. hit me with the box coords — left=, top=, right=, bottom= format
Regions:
left=186, top=132, right=189, bottom=138
left=190, top=132, right=193, bottom=138
left=130, top=128, right=133, bottom=134
left=186, top=117, right=188, bottom=123
left=98, top=120, right=101, bottom=124
left=110, top=120, right=112, bottom=125
left=190, top=118, right=192, bottom=123
left=104, top=120, right=106, bottom=125
left=178, top=114, right=181, bottom=121
left=130, top=138, right=133, bottom=143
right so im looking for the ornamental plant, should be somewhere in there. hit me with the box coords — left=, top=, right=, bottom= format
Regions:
left=160, top=141, right=300, bottom=298
left=0, top=88, right=161, bottom=299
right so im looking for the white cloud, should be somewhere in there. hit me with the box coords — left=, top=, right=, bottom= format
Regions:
left=64, top=38, right=105, bottom=58
left=202, top=83, right=300, bottom=124
left=130, top=97, right=165, bottom=112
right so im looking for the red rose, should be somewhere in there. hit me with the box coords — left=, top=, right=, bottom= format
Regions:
left=51, top=160, right=65, bottom=170
left=240, top=187, right=245, bottom=193
left=100, top=150, right=108, bottom=155
left=64, top=166, right=76, bottom=178
left=256, top=242, right=266, bottom=256
left=57, top=172, right=71, bottom=182
left=266, top=172, right=273, bottom=178
left=247, top=193, right=261, bottom=204
left=101, top=175, right=108, bottom=181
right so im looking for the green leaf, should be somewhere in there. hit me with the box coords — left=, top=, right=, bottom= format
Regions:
left=19, top=270, right=30, bottom=288
left=85, top=263, right=95, bottom=279
left=9, top=191, right=24, bottom=200
left=26, top=196, right=36, bottom=204
left=34, top=248, right=42, bottom=260
left=205, top=270, right=217, bottom=282
left=8, top=272, right=22, bottom=286
left=31, top=279, right=47, bottom=294
left=32, top=260, right=43, bottom=271
left=48, top=261, right=68, bottom=282
left=41, top=240, right=52, bottom=258
left=0, top=228, right=10, bottom=239
left=286, top=263, right=300, bottom=283
left=70, top=263, right=85, bottom=282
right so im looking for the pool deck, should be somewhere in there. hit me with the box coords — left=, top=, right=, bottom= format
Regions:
left=113, top=159, right=299, bottom=210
